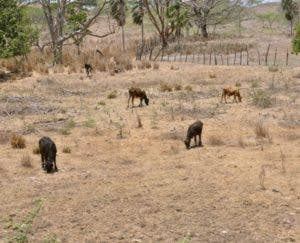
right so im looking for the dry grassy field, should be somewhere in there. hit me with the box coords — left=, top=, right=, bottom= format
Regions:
left=0, top=62, right=299, bottom=242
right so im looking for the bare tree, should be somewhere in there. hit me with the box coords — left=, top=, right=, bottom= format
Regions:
left=142, top=0, right=176, bottom=48
left=183, top=0, right=239, bottom=38
left=37, top=0, right=114, bottom=65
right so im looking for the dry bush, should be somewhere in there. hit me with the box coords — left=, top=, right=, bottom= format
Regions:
left=209, top=73, right=216, bottom=78
left=63, top=146, right=71, bottom=154
left=208, top=135, right=225, bottom=146
left=268, top=66, right=279, bottom=72
left=20, top=154, right=33, bottom=168
left=184, top=85, right=193, bottom=92
left=107, top=90, right=117, bottom=99
left=174, top=84, right=182, bottom=91
left=114, top=54, right=133, bottom=71
left=170, top=64, right=179, bottom=70
left=160, top=83, right=173, bottom=92
left=137, top=60, right=151, bottom=69
left=254, top=120, right=272, bottom=142
left=10, top=134, right=26, bottom=149
left=251, top=89, right=273, bottom=108
left=153, top=62, right=159, bottom=70
left=32, top=146, right=40, bottom=154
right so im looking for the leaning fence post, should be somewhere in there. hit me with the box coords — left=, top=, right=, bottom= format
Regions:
left=286, top=48, right=289, bottom=66
left=265, top=43, right=270, bottom=66
left=273, top=47, right=277, bottom=66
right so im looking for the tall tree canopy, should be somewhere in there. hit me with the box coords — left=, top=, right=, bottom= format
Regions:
left=0, top=0, right=37, bottom=58
left=281, top=0, right=299, bottom=35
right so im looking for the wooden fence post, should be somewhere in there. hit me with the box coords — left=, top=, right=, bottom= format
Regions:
left=214, top=51, right=217, bottom=65
left=257, top=48, right=260, bottom=65
left=265, top=44, right=270, bottom=66
left=273, top=47, right=277, bottom=66
left=246, top=46, right=249, bottom=65
left=234, top=50, right=237, bottom=65
left=209, top=51, right=212, bottom=65
left=192, top=52, right=195, bottom=62
left=180, top=52, right=182, bottom=62
left=203, top=51, right=206, bottom=64
left=185, top=52, right=188, bottom=62
left=240, top=50, right=242, bottom=65
left=220, top=54, right=224, bottom=65
left=226, top=55, right=229, bottom=65
left=286, top=48, right=289, bottom=66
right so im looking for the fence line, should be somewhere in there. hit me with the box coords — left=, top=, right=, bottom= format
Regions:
left=137, top=43, right=296, bottom=67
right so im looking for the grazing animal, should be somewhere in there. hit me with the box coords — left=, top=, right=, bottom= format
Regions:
left=128, top=87, right=149, bottom=108
left=184, top=120, right=203, bottom=149
left=39, top=137, right=57, bottom=173
left=84, top=63, right=93, bottom=77
left=221, top=86, right=242, bottom=103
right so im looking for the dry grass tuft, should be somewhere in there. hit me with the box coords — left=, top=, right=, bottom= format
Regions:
left=254, top=121, right=272, bottom=142
left=63, top=146, right=71, bottom=154
left=208, top=135, right=225, bottom=146
left=153, top=62, right=159, bottom=70
left=107, top=90, right=117, bottom=99
left=20, top=154, right=33, bottom=168
left=209, top=73, right=216, bottom=78
left=137, top=60, right=151, bottom=69
left=10, top=134, right=26, bottom=149
left=32, top=147, right=40, bottom=154
left=184, top=85, right=193, bottom=92
left=251, top=89, right=273, bottom=108
left=160, top=83, right=173, bottom=92
left=174, top=84, right=182, bottom=91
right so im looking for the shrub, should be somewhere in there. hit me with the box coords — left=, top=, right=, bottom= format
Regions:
left=184, top=85, right=193, bottom=92
left=32, top=146, right=40, bottom=154
left=209, top=73, right=216, bottom=78
left=160, top=83, right=172, bottom=92
left=174, top=84, right=182, bottom=91
left=98, top=101, right=106, bottom=106
left=62, top=146, right=71, bottom=153
left=20, top=154, right=33, bottom=167
left=153, top=62, right=159, bottom=70
left=10, top=134, right=26, bottom=149
left=84, top=118, right=96, bottom=128
left=251, top=89, right=273, bottom=108
left=60, top=128, right=71, bottom=136
left=107, top=90, right=117, bottom=99
left=254, top=120, right=272, bottom=142
left=268, top=65, right=279, bottom=72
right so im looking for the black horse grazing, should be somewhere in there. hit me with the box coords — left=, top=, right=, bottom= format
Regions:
left=84, top=63, right=93, bottom=77
left=184, top=121, right=203, bottom=149
left=128, top=87, right=149, bottom=108
left=39, top=137, right=57, bottom=173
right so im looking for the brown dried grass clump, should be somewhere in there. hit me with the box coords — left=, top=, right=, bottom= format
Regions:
left=160, top=83, right=173, bottom=92
left=10, top=134, right=26, bottom=149
left=20, top=154, right=33, bottom=168
left=32, top=146, right=40, bottom=154
left=254, top=120, right=272, bottom=142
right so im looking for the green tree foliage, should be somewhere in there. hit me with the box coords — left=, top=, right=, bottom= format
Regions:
left=0, top=0, right=37, bottom=58
left=110, top=0, right=126, bottom=50
left=292, top=23, right=300, bottom=53
left=131, top=0, right=145, bottom=59
left=281, top=0, right=299, bottom=35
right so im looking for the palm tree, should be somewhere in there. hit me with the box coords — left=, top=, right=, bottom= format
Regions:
left=110, top=0, right=126, bottom=51
left=132, top=0, right=145, bottom=59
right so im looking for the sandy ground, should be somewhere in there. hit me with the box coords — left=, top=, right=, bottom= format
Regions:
left=0, top=63, right=299, bottom=242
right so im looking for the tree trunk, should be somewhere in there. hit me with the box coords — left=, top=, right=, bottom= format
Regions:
left=53, top=43, right=63, bottom=65
left=290, top=19, right=293, bottom=36
left=140, top=20, right=144, bottom=59
left=121, top=25, right=125, bottom=51
left=201, top=24, right=208, bottom=38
